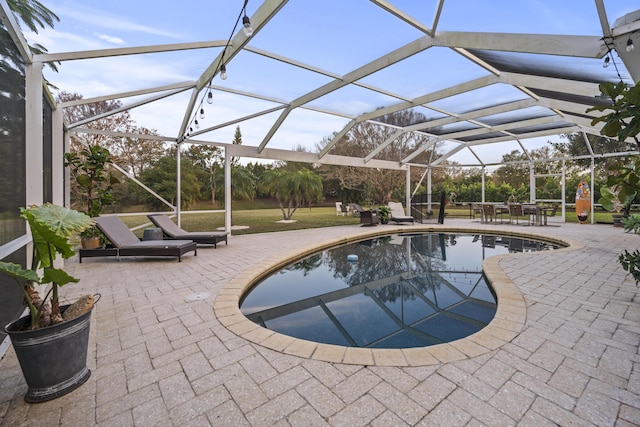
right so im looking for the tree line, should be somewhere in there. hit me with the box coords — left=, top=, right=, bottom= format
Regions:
left=60, top=91, right=631, bottom=218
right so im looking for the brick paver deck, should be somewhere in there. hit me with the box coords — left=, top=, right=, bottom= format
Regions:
left=1, top=219, right=639, bottom=426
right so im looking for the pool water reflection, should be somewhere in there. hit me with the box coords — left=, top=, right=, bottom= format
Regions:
left=241, top=233, right=560, bottom=349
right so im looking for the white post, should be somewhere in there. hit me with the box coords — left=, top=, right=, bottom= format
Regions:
left=561, top=160, right=566, bottom=222
left=25, top=62, right=43, bottom=207
left=63, top=130, right=71, bottom=208
left=481, top=167, right=486, bottom=203
left=52, top=107, right=65, bottom=206
left=529, top=161, right=535, bottom=202
left=225, top=146, right=232, bottom=234
left=176, top=144, right=182, bottom=226
left=590, top=159, right=595, bottom=224
left=405, top=166, right=411, bottom=214
left=427, top=167, right=432, bottom=212
left=25, top=62, right=45, bottom=281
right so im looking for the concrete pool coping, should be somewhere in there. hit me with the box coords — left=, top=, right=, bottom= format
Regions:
left=214, top=225, right=583, bottom=367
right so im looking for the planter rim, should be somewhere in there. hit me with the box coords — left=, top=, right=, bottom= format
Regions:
left=4, top=304, right=94, bottom=403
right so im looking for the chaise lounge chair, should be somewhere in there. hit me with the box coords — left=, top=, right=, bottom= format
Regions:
left=388, top=202, right=414, bottom=224
left=148, top=214, right=228, bottom=247
left=89, top=215, right=197, bottom=262
left=351, top=203, right=379, bottom=226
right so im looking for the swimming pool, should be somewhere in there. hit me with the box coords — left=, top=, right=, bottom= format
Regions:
left=240, top=232, right=560, bottom=349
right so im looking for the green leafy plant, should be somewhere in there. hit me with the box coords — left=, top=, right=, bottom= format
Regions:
left=0, top=204, right=92, bottom=329
left=587, top=81, right=640, bottom=148
left=597, top=161, right=640, bottom=217
left=621, top=214, right=640, bottom=285
left=619, top=250, right=640, bottom=286
left=589, top=82, right=640, bottom=284
left=377, top=206, right=391, bottom=223
left=622, top=213, right=640, bottom=234
left=64, top=145, right=118, bottom=238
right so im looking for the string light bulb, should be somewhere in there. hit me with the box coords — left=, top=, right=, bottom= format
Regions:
left=195, top=120, right=200, bottom=129
left=220, top=64, right=228, bottom=80
left=242, top=15, right=253, bottom=36
left=603, top=56, right=610, bottom=68
left=207, top=90, right=213, bottom=104
left=627, top=37, right=635, bottom=52
left=200, top=108, right=205, bottom=119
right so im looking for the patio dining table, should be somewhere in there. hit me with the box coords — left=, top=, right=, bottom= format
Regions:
left=522, top=204, right=549, bottom=226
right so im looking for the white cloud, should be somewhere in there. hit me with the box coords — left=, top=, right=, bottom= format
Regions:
left=57, top=5, right=183, bottom=39
left=96, top=33, right=126, bottom=45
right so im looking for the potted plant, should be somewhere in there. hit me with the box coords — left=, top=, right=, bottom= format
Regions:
left=599, top=186, right=625, bottom=226
left=0, top=204, right=96, bottom=402
left=64, top=144, right=119, bottom=249
left=377, top=205, right=391, bottom=224
left=597, top=161, right=640, bottom=224
left=620, top=214, right=640, bottom=286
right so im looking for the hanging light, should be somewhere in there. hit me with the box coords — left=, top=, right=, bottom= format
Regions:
left=195, top=120, right=200, bottom=129
left=242, top=15, right=253, bottom=37
left=207, top=90, right=213, bottom=104
left=627, top=37, right=635, bottom=52
left=603, top=56, right=610, bottom=68
left=200, top=108, right=205, bottom=119
left=220, top=64, right=228, bottom=80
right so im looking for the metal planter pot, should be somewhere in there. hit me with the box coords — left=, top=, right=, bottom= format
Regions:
left=4, top=305, right=92, bottom=403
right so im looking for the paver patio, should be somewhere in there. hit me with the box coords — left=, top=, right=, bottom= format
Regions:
left=1, top=218, right=639, bottom=426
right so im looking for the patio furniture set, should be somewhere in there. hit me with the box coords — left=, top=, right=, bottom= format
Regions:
left=338, top=202, right=415, bottom=226
left=78, top=214, right=228, bottom=263
left=472, top=203, right=558, bottom=226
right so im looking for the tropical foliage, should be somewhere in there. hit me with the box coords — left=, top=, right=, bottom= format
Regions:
left=64, top=144, right=119, bottom=219
left=587, top=82, right=640, bottom=148
left=7, top=0, right=59, bottom=70
left=260, top=168, right=324, bottom=220
left=589, top=81, right=640, bottom=286
left=598, top=161, right=640, bottom=216
left=0, top=204, right=92, bottom=329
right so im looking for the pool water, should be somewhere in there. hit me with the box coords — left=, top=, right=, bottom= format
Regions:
left=241, top=233, right=560, bottom=349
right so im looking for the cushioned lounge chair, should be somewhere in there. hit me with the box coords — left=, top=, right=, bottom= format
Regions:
left=351, top=203, right=379, bottom=226
left=388, top=202, right=414, bottom=224
left=93, top=215, right=197, bottom=262
left=148, top=214, right=228, bottom=247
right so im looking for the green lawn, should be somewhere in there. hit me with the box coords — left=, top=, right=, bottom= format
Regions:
left=120, top=207, right=361, bottom=237
left=115, top=204, right=625, bottom=240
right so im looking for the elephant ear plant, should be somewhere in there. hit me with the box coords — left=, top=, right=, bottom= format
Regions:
left=0, top=204, right=93, bottom=329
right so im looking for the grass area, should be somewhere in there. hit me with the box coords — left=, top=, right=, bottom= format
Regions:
left=111, top=204, right=629, bottom=240
left=120, top=207, right=361, bottom=237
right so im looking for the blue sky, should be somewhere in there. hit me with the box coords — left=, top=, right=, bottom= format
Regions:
left=23, top=0, right=637, bottom=166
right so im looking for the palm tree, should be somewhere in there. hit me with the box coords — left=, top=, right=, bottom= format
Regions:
left=8, top=0, right=60, bottom=70
left=260, top=168, right=324, bottom=220
left=8, top=0, right=58, bottom=31
left=293, top=168, right=323, bottom=210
